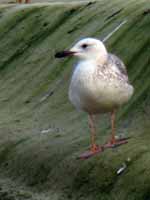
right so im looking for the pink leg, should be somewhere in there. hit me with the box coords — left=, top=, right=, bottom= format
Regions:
left=25, top=0, right=31, bottom=3
left=79, top=115, right=104, bottom=159
left=104, top=110, right=128, bottom=148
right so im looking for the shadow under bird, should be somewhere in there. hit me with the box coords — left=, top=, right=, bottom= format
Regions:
left=55, top=38, right=134, bottom=159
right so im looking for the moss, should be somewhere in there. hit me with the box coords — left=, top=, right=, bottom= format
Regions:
left=0, top=0, right=149, bottom=200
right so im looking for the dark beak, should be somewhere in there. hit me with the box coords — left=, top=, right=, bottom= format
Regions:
left=55, top=50, right=75, bottom=58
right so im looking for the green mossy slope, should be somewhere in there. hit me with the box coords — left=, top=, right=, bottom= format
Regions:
left=0, top=1, right=149, bottom=200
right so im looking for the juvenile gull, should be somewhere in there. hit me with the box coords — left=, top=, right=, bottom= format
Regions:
left=55, top=38, right=134, bottom=159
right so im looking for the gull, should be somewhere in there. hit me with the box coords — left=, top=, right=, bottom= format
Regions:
left=55, top=38, right=134, bottom=159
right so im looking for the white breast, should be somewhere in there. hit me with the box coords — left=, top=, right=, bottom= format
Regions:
left=68, top=61, right=133, bottom=114
left=69, top=61, right=95, bottom=109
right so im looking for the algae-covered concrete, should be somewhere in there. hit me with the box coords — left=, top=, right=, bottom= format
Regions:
left=0, top=0, right=149, bottom=199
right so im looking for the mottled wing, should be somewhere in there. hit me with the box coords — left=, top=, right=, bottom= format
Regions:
left=108, top=53, right=129, bottom=82
left=108, top=53, right=127, bottom=75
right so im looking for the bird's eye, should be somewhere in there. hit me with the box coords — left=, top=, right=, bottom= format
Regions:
left=81, top=44, right=88, bottom=49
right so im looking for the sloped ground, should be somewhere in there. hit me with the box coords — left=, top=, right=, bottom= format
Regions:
left=0, top=0, right=89, bottom=3
left=0, top=0, right=149, bottom=199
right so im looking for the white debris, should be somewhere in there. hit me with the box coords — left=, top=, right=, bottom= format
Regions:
left=41, top=129, right=52, bottom=134
left=117, top=163, right=127, bottom=175
left=102, top=20, right=127, bottom=42
left=117, top=157, right=131, bottom=175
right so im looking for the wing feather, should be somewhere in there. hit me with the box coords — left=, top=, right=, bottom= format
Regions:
left=108, top=53, right=127, bottom=75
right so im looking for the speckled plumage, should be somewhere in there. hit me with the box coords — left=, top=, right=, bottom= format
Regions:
left=69, top=50, right=134, bottom=114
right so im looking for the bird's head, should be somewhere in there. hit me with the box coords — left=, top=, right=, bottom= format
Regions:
left=55, top=38, right=108, bottom=64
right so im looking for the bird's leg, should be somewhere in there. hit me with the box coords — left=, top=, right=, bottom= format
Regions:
left=88, top=115, right=99, bottom=152
left=78, top=115, right=104, bottom=159
left=104, top=110, right=128, bottom=148
left=25, top=0, right=31, bottom=3
left=110, top=110, right=116, bottom=144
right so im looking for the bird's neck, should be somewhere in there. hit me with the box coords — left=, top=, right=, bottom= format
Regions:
left=96, top=50, right=108, bottom=65
left=79, top=54, right=108, bottom=66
